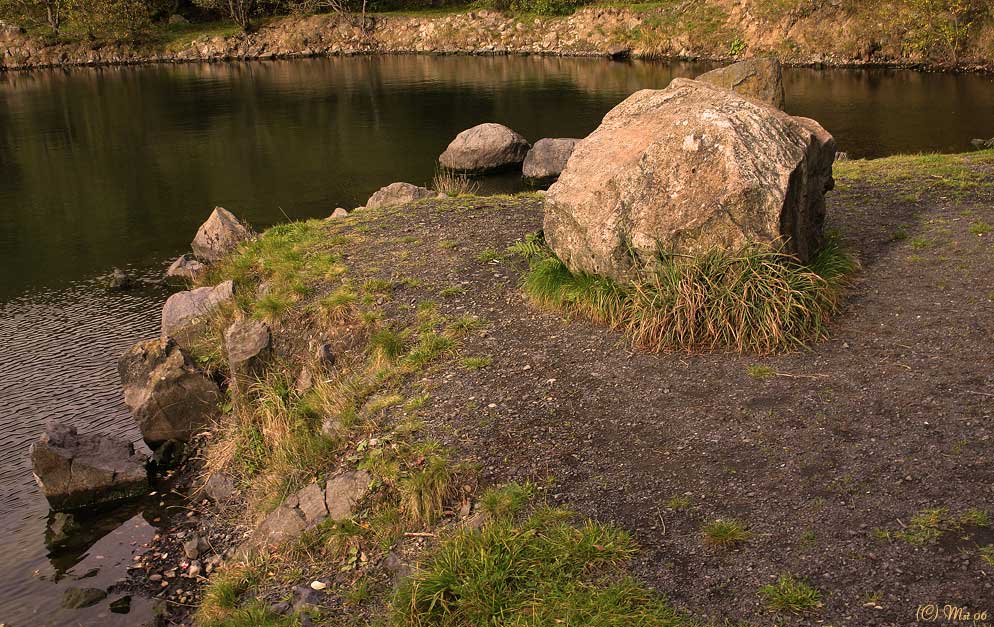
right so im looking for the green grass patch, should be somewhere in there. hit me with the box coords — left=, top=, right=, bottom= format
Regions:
left=701, top=519, right=752, bottom=547
left=834, top=150, right=994, bottom=196
left=875, top=507, right=991, bottom=546
left=758, top=574, right=823, bottom=614
left=519, top=235, right=856, bottom=354
left=460, top=355, right=493, bottom=370
left=391, top=500, right=697, bottom=626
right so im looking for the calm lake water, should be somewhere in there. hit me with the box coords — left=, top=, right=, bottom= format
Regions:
left=1, top=55, right=993, bottom=624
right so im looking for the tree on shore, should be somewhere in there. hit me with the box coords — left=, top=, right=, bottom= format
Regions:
left=193, top=0, right=256, bottom=31
left=0, top=0, right=66, bottom=33
left=905, top=0, right=991, bottom=64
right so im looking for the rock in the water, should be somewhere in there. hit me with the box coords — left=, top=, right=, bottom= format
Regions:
left=62, top=587, right=108, bottom=609
left=365, top=182, right=436, bottom=210
left=108, top=268, right=133, bottom=290
left=118, top=338, right=221, bottom=447
left=224, top=317, right=271, bottom=379
left=191, top=207, right=254, bottom=263
left=31, top=422, right=148, bottom=512
left=696, top=57, right=786, bottom=109
left=544, top=78, right=835, bottom=281
left=607, top=44, right=632, bottom=60
left=161, top=280, right=235, bottom=350
left=971, top=137, right=994, bottom=150
left=522, top=138, right=579, bottom=180
left=166, top=254, right=207, bottom=282
left=329, top=207, right=349, bottom=219
left=438, top=123, right=530, bottom=174
left=325, top=470, right=371, bottom=520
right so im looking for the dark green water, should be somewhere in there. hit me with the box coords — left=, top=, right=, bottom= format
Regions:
left=1, top=55, right=992, bottom=625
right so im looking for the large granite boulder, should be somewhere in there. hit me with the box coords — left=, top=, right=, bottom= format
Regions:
left=161, top=280, right=235, bottom=350
left=30, top=421, right=149, bottom=511
left=439, top=123, right=530, bottom=174
left=191, top=207, right=254, bottom=263
left=365, top=182, right=436, bottom=210
left=118, top=338, right=222, bottom=447
left=696, top=57, right=786, bottom=110
left=522, top=138, right=579, bottom=180
left=544, top=78, right=835, bottom=282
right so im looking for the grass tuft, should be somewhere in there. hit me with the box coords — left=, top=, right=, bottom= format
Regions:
left=702, top=519, right=752, bottom=547
left=399, top=446, right=456, bottom=527
left=521, top=235, right=856, bottom=354
left=758, top=574, right=823, bottom=614
left=433, top=168, right=480, bottom=197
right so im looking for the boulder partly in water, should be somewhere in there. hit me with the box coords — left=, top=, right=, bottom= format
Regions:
left=522, top=138, right=579, bottom=180
left=439, top=123, right=530, bottom=174
left=365, top=182, right=436, bottom=210
left=191, top=207, right=254, bottom=263
left=696, top=57, right=786, bottom=110
left=118, top=338, right=221, bottom=447
left=31, top=421, right=149, bottom=511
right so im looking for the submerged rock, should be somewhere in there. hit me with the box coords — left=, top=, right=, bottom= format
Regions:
left=191, top=207, right=254, bottom=262
left=439, top=123, right=531, bottom=174
left=161, top=280, right=235, bottom=350
left=365, top=182, right=436, bottom=210
left=109, top=595, right=132, bottom=614
left=696, top=57, right=786, bottom=109
left=166, top=254, right=207, bottom=282
left=62, top=586, right=108, bottom=609
left=545, top=78, right=835, bottom=281
left=522, top=138, right=578, bottom=180
left=118, top=338, right=221, bottom=447
left=31, top=421, right=148, bottom=511
left=108, top=268, right=133, bottom=290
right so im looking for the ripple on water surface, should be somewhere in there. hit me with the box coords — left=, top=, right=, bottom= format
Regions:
left=0, top=274, right=166, bottom=625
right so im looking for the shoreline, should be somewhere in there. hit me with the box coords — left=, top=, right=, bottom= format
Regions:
left=3, top=7, right=993, bottom=74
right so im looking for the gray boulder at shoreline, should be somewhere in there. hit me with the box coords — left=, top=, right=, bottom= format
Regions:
left=31, top=421, right=149, bottom=511
left=191, top=207, right=254, bottom=262
left=545, top=78, right=835, bottom=281
left=161, top=280, right=235, bottom=350
left=365, top=182, right=436, bottom=210
left=439, top=123, right=530, bottom=174
left=522, top=138, right=579, bottom=180
left=696, top=57, right=786, bottom=110
left=119, top=338, right=222, bottom=447
left=167, top=254, right=207, bottom=281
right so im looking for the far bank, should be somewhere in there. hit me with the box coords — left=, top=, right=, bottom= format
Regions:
left=3, top=0, right=994, bottom=72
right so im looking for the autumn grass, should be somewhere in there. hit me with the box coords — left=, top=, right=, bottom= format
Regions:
left=517, top=234, right=857, bottom=354
left=391, top=484, right=700, bottom=627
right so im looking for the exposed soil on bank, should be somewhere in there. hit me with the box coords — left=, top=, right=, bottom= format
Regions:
left=3, top=1, right=994, bottom=73
left=283, top=153, right=994, bottom=626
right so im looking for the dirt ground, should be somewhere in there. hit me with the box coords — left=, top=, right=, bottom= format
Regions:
left=326, top=154, right=994, bottom=626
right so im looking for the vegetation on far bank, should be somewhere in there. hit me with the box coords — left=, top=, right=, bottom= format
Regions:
left=3, top=0, right=993, bottom=70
